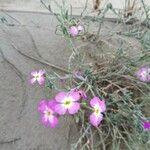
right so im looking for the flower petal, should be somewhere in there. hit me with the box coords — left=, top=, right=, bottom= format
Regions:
left=69, top=91, right=81, bottom=101
left=90, top=97, right=100, bottom=107
left=89, top=113, right=103, bottom=127
left=55, top=92, right=66, bottom=102
left=40, top=114, right=49, bottom=127
left=136, top=67, right=148, bottom=82
left=38, top=70, right=45, bottom=76
left=98, top=100, right=106, bottom=112
left=69, top=26, right=79, bottom=37
left=55, top=104, right=67, bottom=115
left=77, top=25, right=84, bottom=32
left=68, top=102, right=80, bottom=114
left=49, top=116, right=59, bottom=128
left=143, top=122, right=150, bottom=129
left=37, top=76, right=45, bottom=85
left=47, top=100, right=57, bottom=111
left=38, top=100, right=47, bottom=113
left=30, top=78, right=36, bottom=84
left=31, top=70, right=38, bottom=76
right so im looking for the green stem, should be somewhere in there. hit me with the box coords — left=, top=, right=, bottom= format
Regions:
left=141, top=0, right=149, bottom=20
left=81, top=103, right=93, bottom=111
left=96, top=6, right=109, bottom=38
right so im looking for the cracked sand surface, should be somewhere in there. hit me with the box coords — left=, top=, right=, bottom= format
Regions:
left=0, top=11, right=78, bottom=150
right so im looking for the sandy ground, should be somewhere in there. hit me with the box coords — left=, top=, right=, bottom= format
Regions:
left=0, top=11, right=78, bottom=150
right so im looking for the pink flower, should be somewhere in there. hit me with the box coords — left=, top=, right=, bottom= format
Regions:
left=70, top=88, right=87, bottom=99
left=30, top=70, right=45, bottom=85
left=38, top=100, right=59, bottom=128
left=143, top=121, right=150, bottom=130
left=89, top=97, right=106, bottom=127
left=55, top=91, right=81, bottom=115
left=136, top=67, right=150, bottom=82
left=69, top=26, right=79, bottom=37
left=77, top=25, right=84, bottom=33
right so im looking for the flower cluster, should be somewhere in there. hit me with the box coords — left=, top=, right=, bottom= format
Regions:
left=69, top=24, right=84, bottom=37
left=38, top=90, right=106, bottom=128
left=30, top=70, right=106, bottom=128
left=30, top=66, right=150, bottom=129
left=136, top=67, right=150, bottom=82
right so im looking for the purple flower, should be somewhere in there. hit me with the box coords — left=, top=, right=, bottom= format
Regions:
left=30, top=70, right=45, bottom=85
left=136, top=67, right=150, bottom=82
left=38, top=100, right=59, bottom=128
left=69, top=26, right=79, bottom=37
left=143, top=121, right=150, bottom=130
left=55, top=91, right=80, bottom=115
left=89, top=97, right=106, bottom=127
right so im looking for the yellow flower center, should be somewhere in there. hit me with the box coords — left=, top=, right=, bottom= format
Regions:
left=94, top=108, right=100, bottom=114
left=35, top=74, right=40, bottom=79
left=65, top=100, right=71, bottom=105
left=63, top=97, right=73, bottom=108
left=47, top=111, right=51, bottom=116
left=94, top=105, right=101, bottom=116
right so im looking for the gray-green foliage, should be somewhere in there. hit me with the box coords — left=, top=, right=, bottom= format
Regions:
left=41, top=0, right=150, bottom=149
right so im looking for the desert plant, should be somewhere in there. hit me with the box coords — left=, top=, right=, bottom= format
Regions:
left=30, top=1, right=150, bottom=149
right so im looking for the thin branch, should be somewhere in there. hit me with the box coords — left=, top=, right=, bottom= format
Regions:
left=0, top=138, right=21, bottom=145
left=11, top=43, right=69, bottom=73
left=0, top=48, right=27, bottom=119
left=141, top=0, right=149, bottom=20
left=24, top=27, right=42, bottom=58
left=80, top=0, right=88, bottom=18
